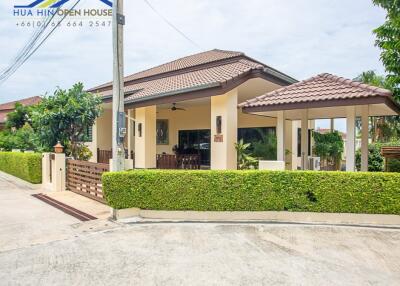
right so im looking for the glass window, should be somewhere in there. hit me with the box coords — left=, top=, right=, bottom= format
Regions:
left=156, top=119, right=169, bottom=145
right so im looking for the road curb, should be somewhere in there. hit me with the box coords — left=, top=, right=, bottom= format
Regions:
left=114, top=208, right=400, bottom=227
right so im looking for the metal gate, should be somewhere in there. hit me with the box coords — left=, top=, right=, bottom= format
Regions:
left=66, top=159, right=109, bottom=203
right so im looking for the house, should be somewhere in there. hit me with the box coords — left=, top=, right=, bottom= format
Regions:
left=0, top=96, right=41, bottom=130
left=86, top=49, right=399, bottom=171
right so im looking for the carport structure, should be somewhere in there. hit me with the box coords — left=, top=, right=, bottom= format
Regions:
left=240, top=73, right=400, bottom=171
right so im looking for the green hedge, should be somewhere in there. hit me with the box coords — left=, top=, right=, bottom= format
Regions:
left=0, top=152, right=42, bottom=184
left=103, top=170, right=400, bottom=214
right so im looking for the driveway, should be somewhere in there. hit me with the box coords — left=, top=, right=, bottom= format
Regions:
left=0, top=175, right=399, bottom=285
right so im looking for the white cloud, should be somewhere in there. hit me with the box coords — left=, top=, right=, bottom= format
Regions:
left=0, top=0, right=386, bottom=106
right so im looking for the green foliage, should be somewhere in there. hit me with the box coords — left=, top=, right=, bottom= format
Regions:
left=355, top=144, right=384, bottom=172
left=30, top=83, right=102, bottom=158
left=103, top=170, right=400, bottom=214
left=235, top=139, right=258, bottom=169
left=252, top=133, right=277, bottom=160
left=0, top=152, right=42, bottom=183
left=354, top=70, right=400, bottom=142
left=5, top=103, right=32, bottom=130
left=373, top=0, right=400, bottom=100
left=313, top=131, right=344, bottom=170
left=0, top=123, right=39, bottom=151
left=387, top=158, right=400, bottom=172
left=356, top=142, right=400, bottom=172
left=65, top=142, right=93, bottom=161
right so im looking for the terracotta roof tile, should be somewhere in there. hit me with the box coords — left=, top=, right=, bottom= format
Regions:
left=0, top=96, right=42, bottom=124
left=239, top=73, right=393, bottom=109
left=89, top=49, right=244, bottom=91
left=88, top=49, right=296, bottom=103
left=96, top=58, right=266, bottom=101
left=0, top=96, right=42, bottom=111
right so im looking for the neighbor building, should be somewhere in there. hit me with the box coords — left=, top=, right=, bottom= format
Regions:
left=0, top=96, right=41, bottom=130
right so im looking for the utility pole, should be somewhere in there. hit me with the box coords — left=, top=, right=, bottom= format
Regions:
left=111, top=0, right=126, bottom=171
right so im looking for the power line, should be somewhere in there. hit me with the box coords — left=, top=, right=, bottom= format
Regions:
left=0, top=0, right=81, bottom=85
left=142, top=0, right=203, bottom=51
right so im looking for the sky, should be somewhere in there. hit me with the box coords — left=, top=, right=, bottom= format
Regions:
left=0, top=0, right=388, bottom=132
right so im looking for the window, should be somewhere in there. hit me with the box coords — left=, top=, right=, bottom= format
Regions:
left=77, top=125, right=93, bottom=142
left=156, top=119, right=169, bottom=145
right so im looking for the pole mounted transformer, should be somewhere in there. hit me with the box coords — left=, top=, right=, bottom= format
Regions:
left=111, top=0, right=126, bottom=171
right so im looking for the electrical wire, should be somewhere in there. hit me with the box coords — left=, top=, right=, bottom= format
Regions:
left=142, top=0, right=203, bottom=51
left=0, top=0, right=81, bottom=85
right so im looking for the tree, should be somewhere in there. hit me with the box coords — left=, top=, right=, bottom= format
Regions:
left=5, top=103, right=32, bottom=130
left=313, top=131, right=344, bottom=170
left=31, top=83, right=102, bottom=159
left=373, top=0, right=400, bottom=100
left=354, top=70, right=400, bottom=142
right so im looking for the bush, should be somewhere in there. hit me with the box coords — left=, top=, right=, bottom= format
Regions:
left=0, top=152, right=42, bottom=184
left=356, top=144, right=384, bottom=172
left=103, top=170, right=400, bottom=214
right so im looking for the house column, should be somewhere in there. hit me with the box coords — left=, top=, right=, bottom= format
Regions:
left=135, top=106, right=156, bottom=169
left=277, top=111, right=286, bottom=162
left=361, top=105, right=369, bottom=172
left=127, top=109, right=135, bottom=158
left=291, top=121, right=299, bottom=170
left=301, top=109, right=309, bottom=170
left=211, top=89, right=238, bottom=170
left=346, top=106, right=356, bottom=171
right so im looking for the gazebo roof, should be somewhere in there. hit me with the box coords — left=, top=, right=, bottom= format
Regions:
left=239, top=73, right=400, bottom=115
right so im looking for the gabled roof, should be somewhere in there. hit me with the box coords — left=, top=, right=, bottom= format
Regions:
left=0, top=96, right=42, bottom=111
left=240, top=73, right=399, bottom=113
left=0, top=96, right=42, bottom=124
left=88, top=49, right=297, bottom=106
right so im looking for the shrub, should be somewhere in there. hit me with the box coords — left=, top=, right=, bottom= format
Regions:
left=0, top=152, right=42, bottom=184
left=356, top=144, right=384, bottom=172
left=103, top=170, right=400, bottom=214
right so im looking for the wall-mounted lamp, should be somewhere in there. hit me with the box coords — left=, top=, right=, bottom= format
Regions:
left=216, top=116, right=222, bottom=134
left=138, top=123, right=142, bottom=137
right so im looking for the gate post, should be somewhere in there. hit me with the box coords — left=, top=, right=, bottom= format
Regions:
left=42, top=153, right=52, bottom=189
left=53, top=153, right=66, bottom=192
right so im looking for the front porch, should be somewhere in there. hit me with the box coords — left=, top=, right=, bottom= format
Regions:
left=88, top=78, right=303, bottom=170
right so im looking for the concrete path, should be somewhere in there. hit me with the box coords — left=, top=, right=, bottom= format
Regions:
left=0, top=175, right=399, bottom=285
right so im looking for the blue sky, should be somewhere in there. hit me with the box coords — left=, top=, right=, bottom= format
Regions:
left=0, top=0, right=387, bottom=131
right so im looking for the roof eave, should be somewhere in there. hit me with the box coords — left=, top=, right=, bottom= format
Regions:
left=241, top=95, right=400, bottom=115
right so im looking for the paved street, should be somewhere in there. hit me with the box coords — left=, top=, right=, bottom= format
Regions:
left=0, top=176, right=399, bottom=285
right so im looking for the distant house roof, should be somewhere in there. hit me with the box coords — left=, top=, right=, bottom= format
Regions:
left=0, top=96, right=41, bottom=124
left=240, top=73, right=399, bottom=113
left=88, top=49, right=297, bottom=107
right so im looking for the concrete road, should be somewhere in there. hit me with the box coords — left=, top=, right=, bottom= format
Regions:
left=0, top=176, right=399, bottom=285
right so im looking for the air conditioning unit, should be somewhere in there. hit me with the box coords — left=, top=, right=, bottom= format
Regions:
left=309, top=157, right=321, bottom=171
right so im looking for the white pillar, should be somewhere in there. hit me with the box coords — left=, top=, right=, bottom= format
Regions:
left=301, top=110, right=309, bottom=170
left=135, top=106, right=157, bottom=169
left=211, top=89, right=238, bottom=170
left=330, top=118, right=335, bottom=132
left=127, top=109, right=135, bottom=158
left=52, top=153, right=66, bottom=192
left=361, top=105, right=369, bottom=172
left=277, top=111, right=286, bottom=162
left=346, top=106, right=356, bottom=172
left=291, top=121, right=299, bottom=170
left=42, top=153, right=51, bottom=186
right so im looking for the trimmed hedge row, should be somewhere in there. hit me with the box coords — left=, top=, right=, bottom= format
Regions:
left=103, top=170, right=400, bottom=214
left=0, top=152, right=42, bottom=184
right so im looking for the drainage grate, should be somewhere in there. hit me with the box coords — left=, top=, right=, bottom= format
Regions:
left=32, top=193, right=97, bottom=222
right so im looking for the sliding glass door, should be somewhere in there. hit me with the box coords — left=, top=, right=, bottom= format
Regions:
left=178, top=129, right=211, bottom=166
